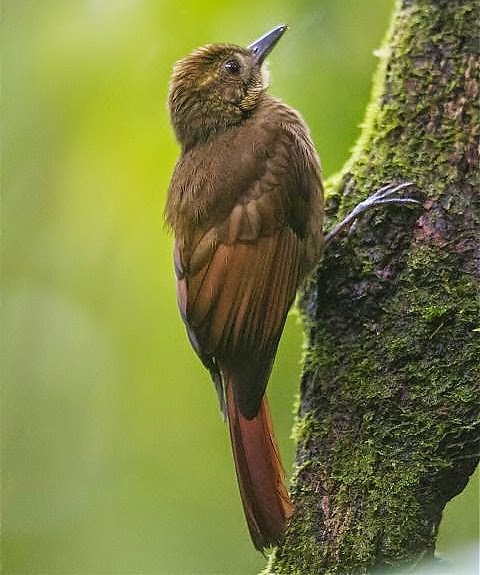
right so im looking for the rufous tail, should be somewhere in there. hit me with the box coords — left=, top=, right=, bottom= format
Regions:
left=226, top=383, right=294, bottom=550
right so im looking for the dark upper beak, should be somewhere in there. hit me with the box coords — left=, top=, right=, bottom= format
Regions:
left=248, top=24, right=288, bottom=66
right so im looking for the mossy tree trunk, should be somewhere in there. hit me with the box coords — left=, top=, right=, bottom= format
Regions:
left=266, top=1, right=479, bottom=573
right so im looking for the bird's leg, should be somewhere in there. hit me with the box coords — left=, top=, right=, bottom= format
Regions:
left=323, top=182, right=420, bottom=249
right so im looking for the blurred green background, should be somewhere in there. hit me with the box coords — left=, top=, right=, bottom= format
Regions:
left=2, top=1, right=478, bottom=574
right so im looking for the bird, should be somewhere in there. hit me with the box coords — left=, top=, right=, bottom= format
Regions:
left=165, top=24, right=418, bottom=551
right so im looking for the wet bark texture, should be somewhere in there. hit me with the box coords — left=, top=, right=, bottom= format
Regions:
left=265, top=1, right=479, bottom=573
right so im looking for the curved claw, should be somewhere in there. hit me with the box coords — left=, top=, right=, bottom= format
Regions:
left=324, top=181, right=420, bottom=248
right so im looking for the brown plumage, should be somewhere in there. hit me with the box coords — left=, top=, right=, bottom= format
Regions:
left=165, top=25, right=324, bottom=550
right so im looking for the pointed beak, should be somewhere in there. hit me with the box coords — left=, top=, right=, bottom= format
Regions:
left=248, top=24, right=288, bottom=66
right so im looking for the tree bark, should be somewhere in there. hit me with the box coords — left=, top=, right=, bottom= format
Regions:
left=265, top=1, right=479, bottom=573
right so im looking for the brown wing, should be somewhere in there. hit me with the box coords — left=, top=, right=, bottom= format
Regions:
left=170, top=117, right=322, bottom=419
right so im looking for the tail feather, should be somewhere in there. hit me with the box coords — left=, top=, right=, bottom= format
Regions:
left=226, top=382, right=294, bottom=550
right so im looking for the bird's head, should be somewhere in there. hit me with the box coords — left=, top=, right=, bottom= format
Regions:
left=168, top=25, right=287, bottom=150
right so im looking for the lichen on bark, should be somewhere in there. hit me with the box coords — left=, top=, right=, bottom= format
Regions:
left=264, top=1, right=479, bottom=573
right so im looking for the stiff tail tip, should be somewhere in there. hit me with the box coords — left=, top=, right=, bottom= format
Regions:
left=226, top=385, right=294, bottom=550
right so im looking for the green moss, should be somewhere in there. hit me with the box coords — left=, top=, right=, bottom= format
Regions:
left=265, top=0, right=479, bottom=573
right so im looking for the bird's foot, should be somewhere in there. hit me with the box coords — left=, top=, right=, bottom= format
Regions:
left=324, top=182, right=420, bottom=248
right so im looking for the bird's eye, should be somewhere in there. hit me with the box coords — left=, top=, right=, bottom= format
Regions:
left=224, top=59, right=241, bottom=74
